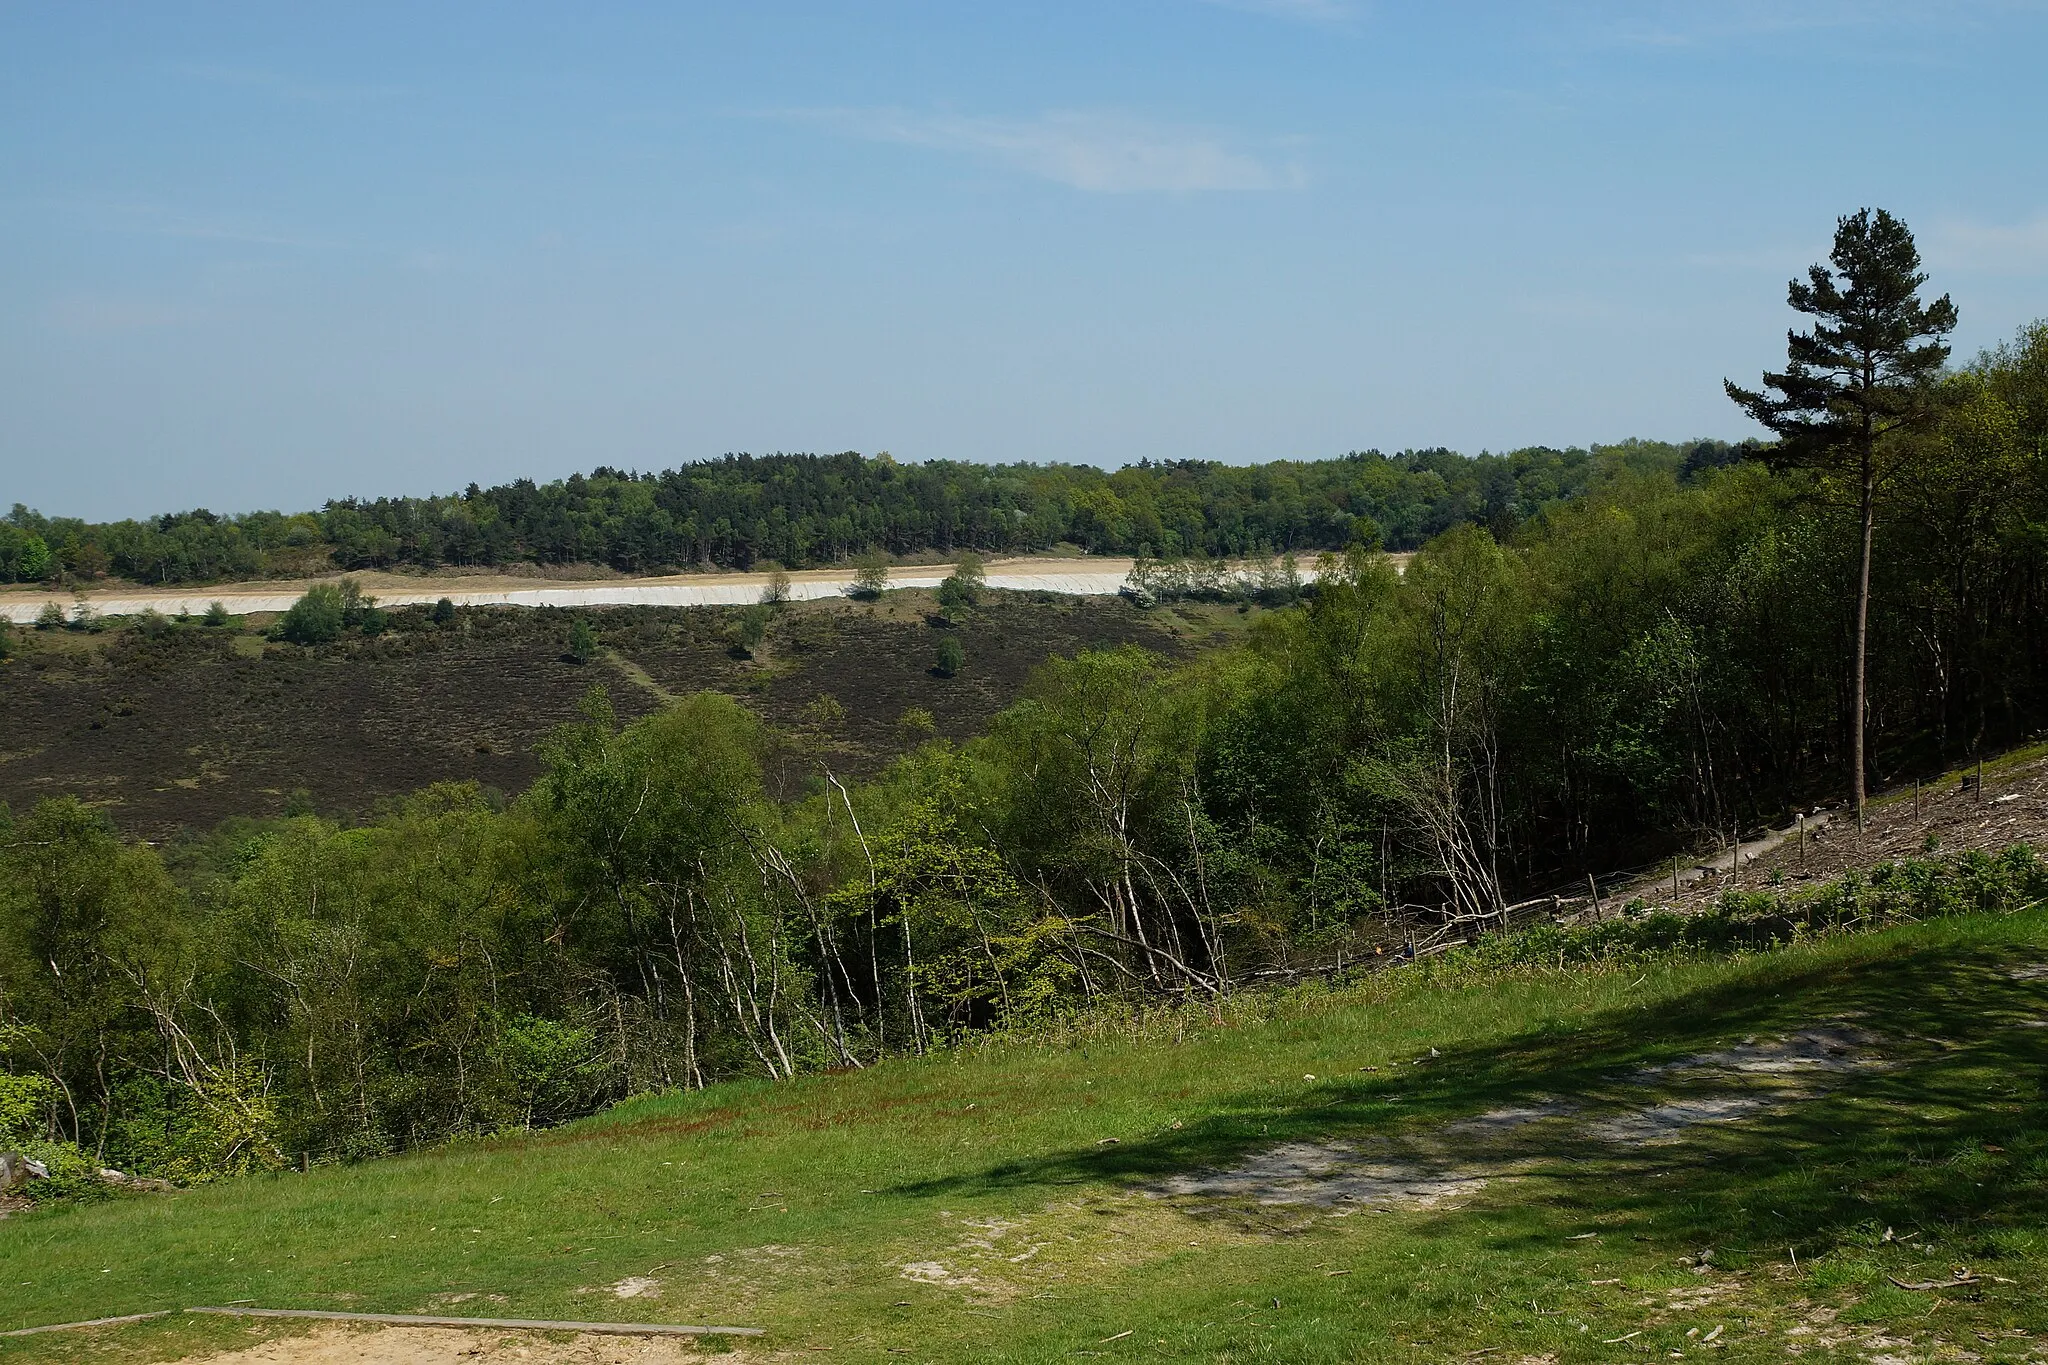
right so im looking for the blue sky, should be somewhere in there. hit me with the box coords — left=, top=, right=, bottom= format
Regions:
left=3, top=2, right=2045, bottom=520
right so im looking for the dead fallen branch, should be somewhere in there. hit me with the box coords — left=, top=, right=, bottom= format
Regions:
left=1888, top=1273, right=1979, bottom=1291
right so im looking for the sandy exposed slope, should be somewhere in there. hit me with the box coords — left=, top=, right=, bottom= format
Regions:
left=0, top=558, right=1142, bottom=624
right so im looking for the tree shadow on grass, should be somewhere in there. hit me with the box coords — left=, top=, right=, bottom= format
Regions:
left=897, top=929, right=2048, bottom=1271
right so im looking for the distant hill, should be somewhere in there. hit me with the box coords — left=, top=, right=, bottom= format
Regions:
left=0, top=440, right=1751, bottom=586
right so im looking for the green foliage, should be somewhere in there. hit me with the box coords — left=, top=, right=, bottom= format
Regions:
left=933, top=635, right=965, bottom=677
left=202, top=600, right=231, bottom=627
left=760, top=568, right=792, bottom=606
left=1453, top=846, right=2048, bottom=972
left=279, top=584, right=345, bottom=644
left=2, top=444, right=1731, bottom=585
left=935, top=553, right=985, bottom=618
left=10, top=1137, right=104, bottom=1202
left=430, top=596, right=456, bottom=625
left=848, top=551, right=890, bottom=599
left=0, top=1051, right=54, bottom=1140
left=566, top=616, right=598, bottom=663
left=728, top=603, right=772, bottom=656
left=0, top=529, right=53, bottom=583
left=491, top=1015, right=604, bottom=1129
left=1727, top=208, right=1957, bottom=467
left=33, top=602, right=63, bottom=631
left=0, top=317, right=2045, bottom=1192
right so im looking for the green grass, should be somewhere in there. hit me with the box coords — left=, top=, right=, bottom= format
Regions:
left=8, top=909, right=2048, bottom=1363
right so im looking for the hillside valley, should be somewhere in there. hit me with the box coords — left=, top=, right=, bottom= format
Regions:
left=0, top=592, right=1237, bottom=837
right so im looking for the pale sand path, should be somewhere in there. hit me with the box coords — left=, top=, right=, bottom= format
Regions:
left=0, top=557, right=1143, bottom=624
left=166, top=1324, right=731, bottom=1364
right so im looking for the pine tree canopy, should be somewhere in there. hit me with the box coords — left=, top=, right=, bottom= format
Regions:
left=1726, top=208, right=1957, bottom=471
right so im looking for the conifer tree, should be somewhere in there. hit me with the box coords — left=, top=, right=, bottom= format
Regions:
left=1726, top=208, right=1956, bottom=822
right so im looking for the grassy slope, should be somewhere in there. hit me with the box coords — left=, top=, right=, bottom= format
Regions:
left=7, top=910, right=2047, bottom=1364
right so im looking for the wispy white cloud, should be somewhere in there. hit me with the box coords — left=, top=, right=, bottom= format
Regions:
left=775, top=108, right=1303, bottom=193
left=1927, top=212, right=2048, bottom=273
left=1198, top=0, right=1354, bottom=23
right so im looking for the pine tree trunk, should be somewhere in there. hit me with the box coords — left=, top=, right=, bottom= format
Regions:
left=1853, top=454, right=1875, bottom=825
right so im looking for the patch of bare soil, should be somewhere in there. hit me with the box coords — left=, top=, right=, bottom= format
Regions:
left=1629, top=754, right=2048, bottom=915
left=172, top=1324, right=736, bottom=1365
left=1152, top=1025, right=1887, bottom=1211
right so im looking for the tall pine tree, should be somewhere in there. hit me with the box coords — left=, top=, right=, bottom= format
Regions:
left=1727, top=208, right=1956, bottom=822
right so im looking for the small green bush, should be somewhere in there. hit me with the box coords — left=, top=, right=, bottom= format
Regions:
left=13, top=1138, right=105, bottom=1202
left=1448, top=845, right=2048, bottom=972
left=566, top=617, right=598, bottom=663
left=0, top=1070, right=55, bottom=1140
left=847, top=552, right=890, bottom=600
left=279, top=584, right=345, bottom=644
left=934, top=635, right=965, bottom=677
left=34, top=602, right=64, bottom=631
left=492, top=1016, right=604, bottom=1128
left=936, top=553, right=984, bottom=617
left=203, top=600, right=231, bottom=627
left=728, top=604, right=772, bottom=657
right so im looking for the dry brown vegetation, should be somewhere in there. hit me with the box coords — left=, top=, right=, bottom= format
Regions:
left=0, top=593, right=1252, bottom=838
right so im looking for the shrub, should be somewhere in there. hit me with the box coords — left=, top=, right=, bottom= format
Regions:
left=12, top=1138, right=104, bottom=1203
left=203, top=600, right=231, bottom=627
left=100, top=1072, right=286, bottom=1184
left=566, top=617, right=598, bottom=663
left=21, top=536, right=52, bottom=582
left=1446, top=844, right=2048, bottom=972
left=760, top=569, right=792, bottom=606
left=934, top=635, right=965, bottom=677
left=35, top=601, right=64, bottom=631
left=492, top=1016, right=604, bottom=1128
left=728, top=604, right=772, bottom=657
left=279, top=584, right=345, bottom=644
left=847, top=552, right=890, bottom=600
left=937, top=553, right=985, bottom=617
left=430, top=596, right=457, bottom=625
left=0, top=1069, right=55, bottom=1141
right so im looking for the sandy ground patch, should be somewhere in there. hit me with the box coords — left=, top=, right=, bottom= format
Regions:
left=173, top=1324, right=735, bottom=1365
left=1153, top=1023, right=1889, bottom=1208
left=1158, top=1139, right=1491, bottom=1209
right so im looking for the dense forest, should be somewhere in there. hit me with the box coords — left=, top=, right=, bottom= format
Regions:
left=0, top=440, right=1750, bottom=586
left=3, top=316, right=2042, bottom=1182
